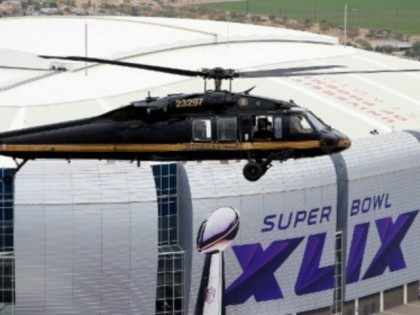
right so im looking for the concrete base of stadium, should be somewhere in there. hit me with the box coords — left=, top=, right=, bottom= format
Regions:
left=376, top=301, right=420, bottom=315
left=296, top=281, right=419, bottom=315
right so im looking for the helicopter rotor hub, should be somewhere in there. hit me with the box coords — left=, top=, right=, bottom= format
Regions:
left=202, top=67, right=238, bottom=80
left=201, top=67, right=239, bottom=91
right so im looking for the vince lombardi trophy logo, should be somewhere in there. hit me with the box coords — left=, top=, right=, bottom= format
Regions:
left=195, top=206, right=240, bottom=315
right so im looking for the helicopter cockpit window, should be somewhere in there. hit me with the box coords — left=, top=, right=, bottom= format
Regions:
left=289, top=114, right=314, bottom=134
left=274, top=117, right=283, bottom=139
left=306, top=112, right=327, bottom=132
left=192, top=119, right=212, bottom=142
left=217, top=117, right=237, bottom=142
left=253, top=116, right=273, bottom=139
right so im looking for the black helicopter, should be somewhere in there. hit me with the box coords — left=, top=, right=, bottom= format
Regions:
left=1, top=54, right=415, bottom=181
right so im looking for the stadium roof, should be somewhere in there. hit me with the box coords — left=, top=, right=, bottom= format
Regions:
left=0, top=16, right=419, bottom=141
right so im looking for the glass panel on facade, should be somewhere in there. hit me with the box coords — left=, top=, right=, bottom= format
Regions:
left=153, top=164, right=178, bottom=246
left=156, top=246, right=185, bottom=315
left=0, top=255, right=14, bottom=304
left=0, top=169, right=15, bottom=313
left=153, top=165, right=185, bottom=315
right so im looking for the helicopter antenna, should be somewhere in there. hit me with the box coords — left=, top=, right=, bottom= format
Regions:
left=243, top=86, right=255, bottom=94
left=84, top=22, right=88, bottom=76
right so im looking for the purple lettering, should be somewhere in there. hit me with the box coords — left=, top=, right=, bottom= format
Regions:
left=307, top=208, right=319, bottom=225
left=295, top=233, right=334, bottom=295
left=346, top=223, right=369, bottom=284
left=261, top=215, right=276, bottom=233
left=362, top=210, right=418, bottom=280
left=278, top=213, right=292, bottom=230
left=350, top=199, right=360, bottom=216
left=361, top=197, right=371, bottom=213
left=373, top=194, right=384, bottom=210
left=385, top=194, right=392, bottom=208
left=320, top=206, right=331, bottom=223
left=225, top=237, right=303, bottom=305
left=294, top=211, right=307, bottom=228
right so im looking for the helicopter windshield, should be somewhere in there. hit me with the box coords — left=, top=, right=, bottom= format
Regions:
left=289, top=114, right=313, bottom=134
left=306, top=112, right=327, bottom=132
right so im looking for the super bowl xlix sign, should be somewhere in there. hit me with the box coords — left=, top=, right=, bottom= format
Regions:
left=224, top=193, right=418, bottom=305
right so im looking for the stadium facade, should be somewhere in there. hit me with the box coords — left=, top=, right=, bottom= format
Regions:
left=0, top=129, right=419, bottom=314
left=0, top=16, right=419, bottom=314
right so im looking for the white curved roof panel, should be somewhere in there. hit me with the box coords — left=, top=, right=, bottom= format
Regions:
left=0, top=16, right=419, bottom=140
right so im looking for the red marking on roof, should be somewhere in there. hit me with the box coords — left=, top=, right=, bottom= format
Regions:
left=291, top=76, right=409, bottom=124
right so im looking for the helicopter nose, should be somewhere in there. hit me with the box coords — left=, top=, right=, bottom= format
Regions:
left=334, top=130, right=351, bottom=150
left=337, top=138, right=351, bottom=149
left=321, top=130, right=351, bottom=154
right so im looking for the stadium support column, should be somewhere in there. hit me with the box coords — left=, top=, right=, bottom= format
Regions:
left=379, top=291, right=384, bottom=311
left=355, top=298, right=359, bottom=315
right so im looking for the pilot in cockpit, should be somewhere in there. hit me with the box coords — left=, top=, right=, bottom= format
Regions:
left=290, top=115, right=312, bottom=134
left=254, top=117, right=273, bottom=139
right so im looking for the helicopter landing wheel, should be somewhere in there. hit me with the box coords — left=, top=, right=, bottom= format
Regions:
left=257, top=158, right=272, bottom=172
left=243, top=161, right=265, bottom=182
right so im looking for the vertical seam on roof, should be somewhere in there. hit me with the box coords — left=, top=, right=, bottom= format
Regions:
left=353, top=55, right=420, bottom=81
left=9, top=107, right=26, bottom=131
left=347, top=74, right=420, bottom=109
left=96, top=16, right=219, bottom=38
left=404, top=130, right=420, bottom=143
left=330, top=153, right=349, bottom=232
left=0, top=71, right=58, bottom=93
left=0, top=15, right=219, bottom=38
left=330, top=153, right=348, bottom=301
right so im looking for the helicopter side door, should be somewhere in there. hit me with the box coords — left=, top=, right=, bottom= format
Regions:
left=191, top=117, right=240, bottom=160
left=191, top=117, right=239, bottom=143
left=191, top=117, right=239, bottom=141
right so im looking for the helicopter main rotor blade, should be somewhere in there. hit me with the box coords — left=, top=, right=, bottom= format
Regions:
left=39, top=55, right=420, bottom=80
left=40, top=55, right=206, bottom=77
left=271, top=68, right=420, bottom=77
left=238, top=65, right=345, bottom=78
